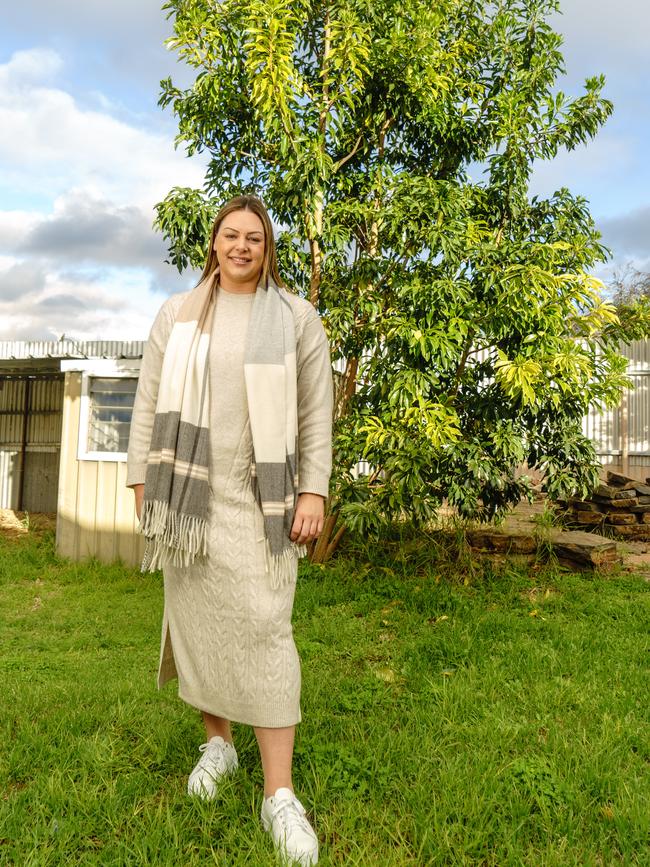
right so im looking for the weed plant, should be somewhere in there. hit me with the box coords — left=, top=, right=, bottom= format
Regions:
left=1, top=524, right=648, bottom=865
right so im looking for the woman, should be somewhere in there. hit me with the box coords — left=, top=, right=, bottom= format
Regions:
left=126, top=195, right=333, bottom=866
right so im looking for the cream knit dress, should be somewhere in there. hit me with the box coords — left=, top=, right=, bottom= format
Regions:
left=126, top=284, right=333, bottom=727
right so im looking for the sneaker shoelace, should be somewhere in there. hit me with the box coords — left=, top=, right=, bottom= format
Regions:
left=269, top=795, right=313, bottom=838
left=195, top=741, right=228, bottom=775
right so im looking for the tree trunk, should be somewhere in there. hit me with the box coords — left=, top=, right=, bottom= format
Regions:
left=308, top=507, right=347, bottom=563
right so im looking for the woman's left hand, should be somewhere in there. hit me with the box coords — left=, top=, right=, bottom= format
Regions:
left=290, top=493, right=325, bottom=545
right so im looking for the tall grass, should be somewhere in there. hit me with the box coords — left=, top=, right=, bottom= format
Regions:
left=1, top=525, right=648, bottom=865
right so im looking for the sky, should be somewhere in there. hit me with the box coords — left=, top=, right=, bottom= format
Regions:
left=0, top=0, right=648, bottom=342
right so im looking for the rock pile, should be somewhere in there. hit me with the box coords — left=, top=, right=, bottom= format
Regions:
left=560, top=471, right=650, bottom=540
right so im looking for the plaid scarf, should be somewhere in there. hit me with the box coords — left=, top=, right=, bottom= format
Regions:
left=139, top=271, right=307, bottom=587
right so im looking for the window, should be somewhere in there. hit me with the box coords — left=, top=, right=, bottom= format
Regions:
left=87, top=377, right=137, bottom=454
left=74, top=369, right=140, bottom=461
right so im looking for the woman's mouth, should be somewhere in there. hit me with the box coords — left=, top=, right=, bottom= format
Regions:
left=230, top=257, right=250, bottom=265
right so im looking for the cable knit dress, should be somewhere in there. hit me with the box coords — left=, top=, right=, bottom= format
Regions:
left=126, top=283, right=333, bottom=727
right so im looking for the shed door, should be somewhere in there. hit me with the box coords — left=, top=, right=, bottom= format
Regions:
left=0, top=375, right=64, bottom=512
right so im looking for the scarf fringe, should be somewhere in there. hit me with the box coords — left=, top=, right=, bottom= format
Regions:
left=263, top=536, right=308, bottom=590
left=138, top=500, right=207, bottom=573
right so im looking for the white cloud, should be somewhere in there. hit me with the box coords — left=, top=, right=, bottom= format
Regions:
left=3, top=1, right=195, bottom=118
left=0, top=210, right=41, bottom=250
left=0, top=47, right=204, bottom=339
left=17, top=188, right=167, bottom=270
left=0, top=260, right=47, bottom=301
left=0, top=46, right=63, bottom=85
left=0, top=262, right=172, bottom=341
left=0, top=48, right=206, bottom=210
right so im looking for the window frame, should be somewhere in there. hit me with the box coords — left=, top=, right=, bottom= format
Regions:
left=61, top=359, right=141, bottom=463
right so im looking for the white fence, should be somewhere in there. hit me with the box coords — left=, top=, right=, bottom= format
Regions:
left=336, top=339, right=650, bottom=483
left=583, top=340, right=650, bottom=482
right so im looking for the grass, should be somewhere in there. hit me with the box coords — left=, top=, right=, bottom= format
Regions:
left=1, top=524, right=649, bottom=866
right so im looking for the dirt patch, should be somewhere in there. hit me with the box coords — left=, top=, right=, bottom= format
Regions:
left=613, top=540, right=650, bottom=576
left=0, top=510, right=56, bottom=539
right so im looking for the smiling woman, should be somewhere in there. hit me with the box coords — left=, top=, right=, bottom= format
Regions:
left=125, top=194, right=333, bottom=866
left=214, top=214, right=265, bottom=288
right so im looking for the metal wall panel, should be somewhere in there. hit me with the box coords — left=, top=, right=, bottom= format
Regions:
left=26, top=378, right=64, bottom=446
left=582, top=404, right=621, bottom=457
left=582, top=341, right=650, bottom=480
left=23, top=450, right=60, bottom=512
left=0, top=374, right=64, bottom=512
left=0, top=379, right=25, bottom=446
left=627, top=374, right=650, bottom=455
left=0, top=378, right=64, bottom=444
left=625, top=339, right=650, bottom=373
left=0, top=449, right=20, bottom=509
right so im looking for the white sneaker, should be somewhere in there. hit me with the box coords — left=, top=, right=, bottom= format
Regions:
left=187, top=735, right=238, bottom=799
left=261, top=787, right=319, bottom=866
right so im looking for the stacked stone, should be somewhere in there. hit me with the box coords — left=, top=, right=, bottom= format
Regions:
left=563, top=471, right=650, bottom=540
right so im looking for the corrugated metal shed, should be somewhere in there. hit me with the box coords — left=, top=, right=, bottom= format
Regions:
left=0, top=340, right=144, bottom=361
left=0, top=342, right=145, bottom=516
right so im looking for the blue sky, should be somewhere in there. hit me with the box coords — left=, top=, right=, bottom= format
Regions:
left=0, top=0, right=648, bottom=341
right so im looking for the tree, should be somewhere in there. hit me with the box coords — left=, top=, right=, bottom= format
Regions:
left=154, top=0, right=645, bottom=560
left=606, top=264, right=650, bottom=354
left=610, top=263, right=650, bottom=306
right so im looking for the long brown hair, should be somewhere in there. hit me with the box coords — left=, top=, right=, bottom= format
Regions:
left=197, top=195, right=285, bottom=289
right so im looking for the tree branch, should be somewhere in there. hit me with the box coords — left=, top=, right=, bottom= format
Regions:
left=449, top=327, right=477, bottom=400
left=333, top=134, right=364, bottom=172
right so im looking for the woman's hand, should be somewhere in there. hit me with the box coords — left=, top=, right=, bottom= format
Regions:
left=290, top=492, right=325, bottom=545
left=132, top=484, right=145, bottom=521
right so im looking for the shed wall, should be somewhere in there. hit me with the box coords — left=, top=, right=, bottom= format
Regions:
left=56, top=371, right=145, bottom=566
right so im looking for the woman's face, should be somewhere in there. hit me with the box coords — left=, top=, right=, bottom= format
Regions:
left=214, top=209, right=265, bottom=286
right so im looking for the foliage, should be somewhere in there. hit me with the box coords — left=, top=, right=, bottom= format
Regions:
left=154, top=0, right=633, bottom=538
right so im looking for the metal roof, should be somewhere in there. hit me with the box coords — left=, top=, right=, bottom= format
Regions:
left=0, top=339, right=145, bottom=361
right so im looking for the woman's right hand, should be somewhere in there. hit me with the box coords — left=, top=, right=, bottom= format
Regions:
left=132, top=484, right=145, bottom=521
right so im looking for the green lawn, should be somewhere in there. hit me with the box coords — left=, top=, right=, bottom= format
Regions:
left=1, top=525, right=648, bottom=866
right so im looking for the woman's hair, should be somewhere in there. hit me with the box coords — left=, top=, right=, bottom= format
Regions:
left=197, top=195, right=285, bottom=289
